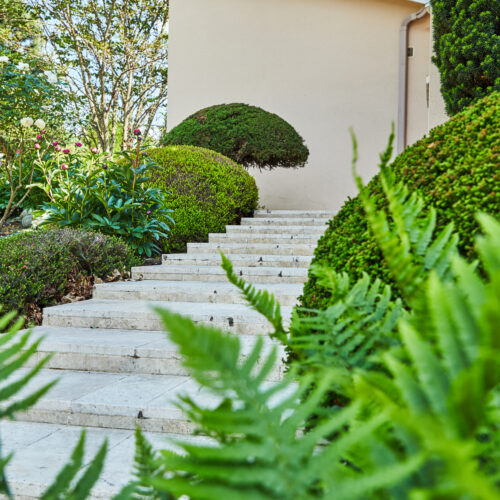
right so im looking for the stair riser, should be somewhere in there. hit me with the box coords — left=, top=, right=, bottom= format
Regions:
left=226, top=226, right=325, bottom=235
left=131, top=271, right=307, bottom=284
left=187, top=244, right=316, bottom=256
left=14, top=409, right=196, bottom=435
left=93, top=288, right=299, bottom=306
left=26, top=352, right=283, bottom=380
left=241, top=218, right=330, bottom=226
left=43, top=315, right=278, bottom=336
left=209, top=235, right=319, bottom=244
left=162, top=255, right=312, bottom=268
left=254, top=211, right=334, bottom=218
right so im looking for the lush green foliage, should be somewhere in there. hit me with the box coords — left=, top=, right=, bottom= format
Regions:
left=162, top=103, right=309, bottom=170
left=128, top=168, right=500, bottom=498
left=0, top=228, right=139, bottom=313
left=34, top=137, right=173, bottom=256
left=0, top=51, right=68, bottom=225
left=0, top=309, right=107, bottom=498
left=431, top=0, right=500, bottom=114
left=302, top=92, right=500, bottom=310
left=146, top=146, right=258, bottom=253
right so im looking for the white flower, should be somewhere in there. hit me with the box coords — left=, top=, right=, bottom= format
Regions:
left=0, top=56, right=9, bottom=64
left=34, top=119, right=46, bottom=130
left=16, top=62, right=29, bottom=72
left=44, top=71, right=58, bottom=84
left=20, top=117, right=34, bottom=128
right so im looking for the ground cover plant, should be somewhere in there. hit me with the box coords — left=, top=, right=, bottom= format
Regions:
left=162, top=103, right=309, bottom=170
left=147, top=145, right=258, bottom=253
left=0, top=228, right=139, bottom=321
left=124, top=149, right=500, bottom=498
left=302, top=91, right=500, bottom=310
left=431, top=0, right=500, bottom=114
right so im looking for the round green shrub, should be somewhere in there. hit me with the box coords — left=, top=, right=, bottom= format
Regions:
left=0, top=228, right=139, bottom=313
left=146, top=146, right=259, bottom=253
left=162, top=103, right=309, bottom=170
left=302, top=91, right=500, bottom=310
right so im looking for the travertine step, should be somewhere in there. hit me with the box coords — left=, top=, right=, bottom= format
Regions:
left=94, top=280, right=302, bottom=306
left=131, top=265, right=308, bottom=284
left=208, top=233, right=320, bottom=244
left=5, top=209, right=321, bottom=497
left=187, top=242, right=316, bottom=255
left=254, top=210, right=334, bottom=218
left=27, top=326, right=284, bottom=379
left=162, top=252, right=313, bottom=268
left=43, top=300, right=292, bottom=335
left=9, top=369, right=213, bottom=434
left=1, top=421, right=210, bottom=499
left=226, top=225, right=325, bottom=234
left=240, top=217, right=330, bottom=226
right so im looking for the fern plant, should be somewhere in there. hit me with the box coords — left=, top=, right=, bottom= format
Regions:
left=124, top=133, right=500, bottom=498
left=129, top=214, right=500, bottom=499
left=0, top=310, right=109, bottom=499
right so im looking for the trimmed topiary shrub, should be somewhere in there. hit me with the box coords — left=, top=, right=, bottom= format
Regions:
left=431, top=0, right=500, bottom=115
left=162, top=103, right=309, bottom=170
left=301, top=91, right=500, bottom=310
left=146, top=146, right=259, bottom=253
left=0, top=228, right=139, bottom=316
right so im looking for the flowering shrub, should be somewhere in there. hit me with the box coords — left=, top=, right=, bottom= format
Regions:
left=34, top=132, right=173, bottom=256
left=0, top=116, right=49, bottom=227
left=0, top=49, right=67, bottom=226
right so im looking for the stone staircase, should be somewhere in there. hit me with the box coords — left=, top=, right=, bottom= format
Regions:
left=0, top=210, right=333, bottom=498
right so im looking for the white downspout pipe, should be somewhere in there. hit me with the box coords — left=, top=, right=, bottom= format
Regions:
left=397, top=6, right=429, bottom=154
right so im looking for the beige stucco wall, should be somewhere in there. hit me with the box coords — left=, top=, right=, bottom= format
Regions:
left=167, top=0, right=445, bottom=210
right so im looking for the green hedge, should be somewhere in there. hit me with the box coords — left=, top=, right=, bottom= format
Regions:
left=0, top=229, right=139, bottom=313
left=301, top=91, right=500, bottom=310
left=162, top=103, right=309, bottom=170
left=431, top=0, right=500, bottom=115
left=146, top=146, right=259, bottom=253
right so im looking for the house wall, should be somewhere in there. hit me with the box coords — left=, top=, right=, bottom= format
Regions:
left=167, top=0, right=447, bottom=210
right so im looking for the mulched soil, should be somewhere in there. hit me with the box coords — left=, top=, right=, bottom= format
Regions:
left=0, top=221, right=23, bottom=237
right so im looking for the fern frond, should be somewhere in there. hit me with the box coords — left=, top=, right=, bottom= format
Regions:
left=290, top=266, right=403, bottom=372
left=350, top=130, right=458, bottom=303
left=128, top=427, right=173, bottom=500
left=40, top=431, right=107, bottom=500
left=220, top=252, right=287, bottom=344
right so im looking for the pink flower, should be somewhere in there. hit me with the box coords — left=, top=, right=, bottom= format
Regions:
left=52, top=141, right=59, bottom=146
left=75, top=142, right=82, bottom=147
left=36, top=134, right=42, bottom=140
left=133, top=128, right=141, bottom=136
left=34, top=144, right=41, bottom=150
left=90, top=147, right=98, bottom=154
left=63, top=149, right=70, bottom=154
left=55, top=145, right=62, bottom=152
left=146, top=210, right=151, bottom=215
left=61, top=163, right=68, bottom=170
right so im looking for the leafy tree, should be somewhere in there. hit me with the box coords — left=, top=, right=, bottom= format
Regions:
left=431, top=0, right=500, bottom=114
left=35, top=0, right=169, bottom=153
left=0, top=0, right=40, bottom=50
